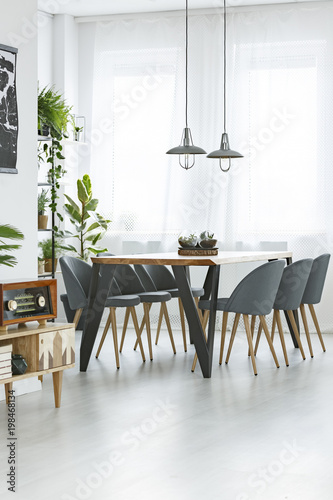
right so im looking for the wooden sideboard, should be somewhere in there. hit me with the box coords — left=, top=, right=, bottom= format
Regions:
left=0, top=322, right=75, bottom=408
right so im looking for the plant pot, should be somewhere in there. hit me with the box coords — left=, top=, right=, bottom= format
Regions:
left=38, top=214, right=48, bottom=230
left=73, top=130, right=81, bottom=142
left=199, top=239, right=218, bottom=249
left=45, top=258, right=58, bottom=273
left=38, top=259, right=45, bottom=274
left=38, top=124, right=50, bottom=137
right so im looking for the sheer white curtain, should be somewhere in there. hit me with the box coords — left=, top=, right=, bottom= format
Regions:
left=88, top=2, right=333, bottom=330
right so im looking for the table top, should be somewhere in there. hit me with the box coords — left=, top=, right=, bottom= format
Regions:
left=91, top=250, right=292, bottom=267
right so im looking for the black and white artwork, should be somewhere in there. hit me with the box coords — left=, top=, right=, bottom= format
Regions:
left=0, top=44, right=18, bottom=174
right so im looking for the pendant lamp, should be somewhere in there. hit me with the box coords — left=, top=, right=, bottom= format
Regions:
left=166, top=0, right=206, bottom=170
left=207, top=0, right=243, bottom=172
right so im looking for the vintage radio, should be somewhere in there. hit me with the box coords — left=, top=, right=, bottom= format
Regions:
left=0, top=279, right=57, bottom=331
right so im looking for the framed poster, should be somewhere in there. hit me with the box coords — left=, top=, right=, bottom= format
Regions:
left=0, top=44, right=18, bottom=174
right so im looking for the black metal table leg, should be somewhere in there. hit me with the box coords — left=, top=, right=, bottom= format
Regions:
left=80, top=263, right=116, bottom=371
left=172, top=265, right=220, bottom=378
left=284, top=256, right=299, bottom=348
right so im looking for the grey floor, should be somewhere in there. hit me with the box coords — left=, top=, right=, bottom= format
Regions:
left=0, top=325, right=333, bottom=500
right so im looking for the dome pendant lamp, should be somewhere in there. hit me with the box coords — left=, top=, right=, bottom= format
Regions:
left=207, top=0, right=243, bottom=172
left=166, top=0, right=206, bottom=170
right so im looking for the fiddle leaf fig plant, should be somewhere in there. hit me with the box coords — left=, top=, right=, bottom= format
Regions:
left=59, top=174, right=111, bottom=261
left=0, top=224, right=24, bottom=267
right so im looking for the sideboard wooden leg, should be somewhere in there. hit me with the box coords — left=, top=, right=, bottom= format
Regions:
left=52, top=371, right=63, bottom=408
left=5, top=382, right=13, bottom=404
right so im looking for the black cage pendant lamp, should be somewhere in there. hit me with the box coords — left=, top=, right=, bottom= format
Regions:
left=166, top=0, right=206, bottom=170
left=207, top=0, right=243, bottom=172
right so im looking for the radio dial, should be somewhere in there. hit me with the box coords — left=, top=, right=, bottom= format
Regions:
left=7, top=300, right=18, bottom=311
left=36, top=295, right=46, bottom=308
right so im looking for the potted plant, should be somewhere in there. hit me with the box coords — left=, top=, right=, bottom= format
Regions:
left=0, top=224, right=24, bottom=267
left=70, top=114, right=84, bottom=142
left=178, top=232, right=198, bottom=248
left=199, top=230, right=218, bottom=249
left=38, top=85, right=72, bottom=139
left=38, top=189, right=50, bottom=229
left=58, top=174, right=111, bottom=261
left=38, top=237, right=62, bottom=272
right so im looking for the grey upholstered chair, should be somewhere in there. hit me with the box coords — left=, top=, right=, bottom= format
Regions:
left=197, top=260, right=285, bottom=375
left=254, top=258, right=313, bottom=366
left=109, top=262, right=174, bottom=360
left=134, top=264, right=204, bottom=352
left=299, top=253, right=330, bottom=356
left=59, top=256, right=145, bottom=368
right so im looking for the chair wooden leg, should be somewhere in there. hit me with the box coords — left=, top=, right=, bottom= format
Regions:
left=254, top=322, right=262, bottom=356
left=110, top=308, right=120, bottom=369
left=143, top=303, right=153, bottom=361
left=155, top=305, right=164, bottom=345
left=308, top=303, right=326, bottom=352
left=119, top=307, right=130, bottom=353
left=300, top=304, right=314, bottom=357
left=73, top=308, right=83, bottom=328
left=178, top=298, right=187, bottom=352
left=95, top=308, right=113, bottom=358
left=248, top=315, right=256, bottom=356
left=287, top=310, right=306, bottom=360
left=243, top=314, right=258, bottom=375
left=225, top=313, right=240, bottom=364
left=129, top=306, right=146, bottom=362
left=134, top=304, right=151, bottom=350
left=219, top=312, right=229, bottom=365
left=275, top=310, right=289, bottom=366
left=259, top=315, right=280, bottom=368
left=191, top=310, right=209, bottom=372
left=271, top=312, right=277, bottom=342
left=161, top=302, right=176, bottom=354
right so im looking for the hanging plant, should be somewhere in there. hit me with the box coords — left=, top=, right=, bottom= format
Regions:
left=59, top=174, right=111, bottom=261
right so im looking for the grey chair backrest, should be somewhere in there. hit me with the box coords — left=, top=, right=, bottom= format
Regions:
left=134, top=265, right=158, bottom=292
left=225, top=260, right=285, bottom=316
left=59, top=256, right=92, bottom=311
left=141, top=265, right=177, bottom=291
left=97, top=252, right=145, bottom=295
left=273, top=258, right=313, bottom=311
left=301, top=254, right=330, bottom=305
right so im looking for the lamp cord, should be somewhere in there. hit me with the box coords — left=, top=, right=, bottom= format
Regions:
left=185, top=0, right=189, bottom=129
left=223, top=0, right=227, bottom=134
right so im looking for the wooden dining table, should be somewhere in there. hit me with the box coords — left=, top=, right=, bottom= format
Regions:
left=80, top=250, right=293, bottom=377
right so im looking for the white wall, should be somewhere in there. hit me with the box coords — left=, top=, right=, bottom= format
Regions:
left=0, top=0, right=38, bottom=280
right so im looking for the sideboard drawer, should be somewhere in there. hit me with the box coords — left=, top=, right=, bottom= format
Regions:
left=38, top=328, right=75, bottom=370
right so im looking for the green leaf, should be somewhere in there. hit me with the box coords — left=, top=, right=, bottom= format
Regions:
left=0, top=244, right=22, bottom=251
left=82, top=174, right=92, bottom=198
left=64, top=194, right=81, bottom=214
left=86, top=222, right=100, bottom=232
left=85, top=198, right=98, bottom=212
left=0, top=224, right=24, bottom=241
left=77, top=179, right=90, bottom=204
left=0, top=255, right=17, bottom=267
left=64, top=204, right=81, bottom=224
left=87, top=246, right=108, bottom=255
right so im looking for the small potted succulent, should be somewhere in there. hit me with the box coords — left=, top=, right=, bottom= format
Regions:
left=38, top=189, right=50, bottom=229
left=199, top=231, right=218, bottom=249
left=178, top=231, right=198, bottom=248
